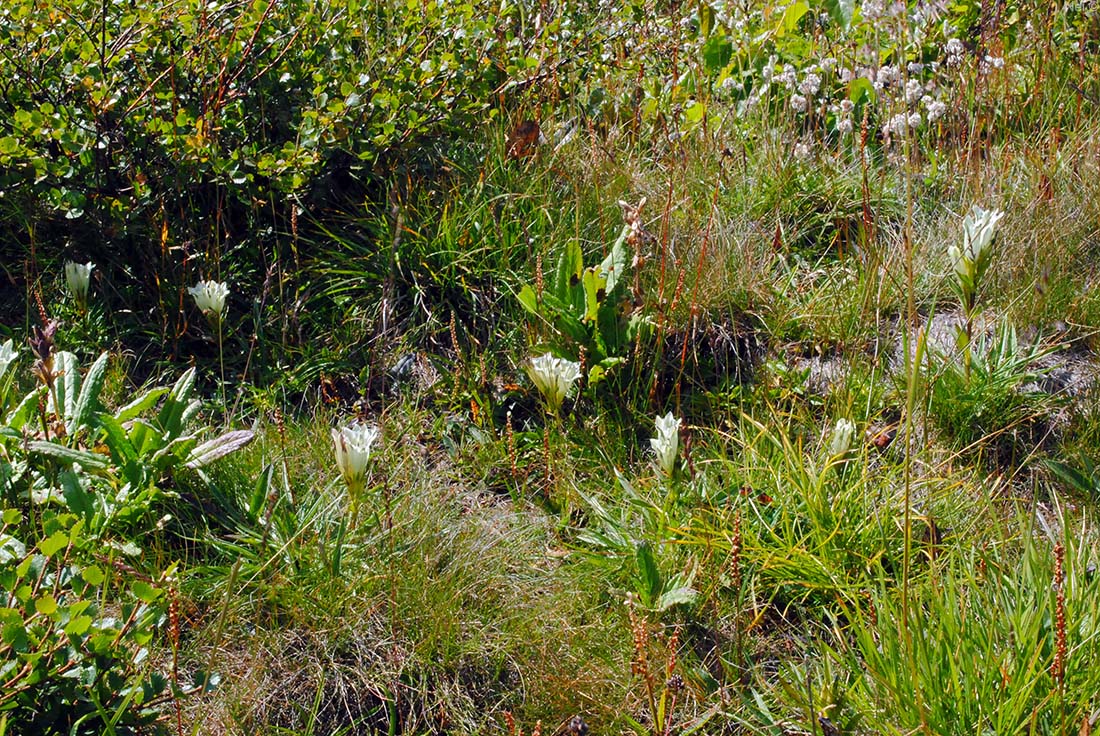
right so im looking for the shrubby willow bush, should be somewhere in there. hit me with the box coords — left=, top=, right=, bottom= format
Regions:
left=0, top=0, right=622, bottom=360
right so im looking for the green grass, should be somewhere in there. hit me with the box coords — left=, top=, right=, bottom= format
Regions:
left=3, top=1, right=1100, bottom=734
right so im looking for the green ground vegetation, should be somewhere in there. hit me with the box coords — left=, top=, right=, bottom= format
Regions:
left=2, top=0, right=1100, bottom=733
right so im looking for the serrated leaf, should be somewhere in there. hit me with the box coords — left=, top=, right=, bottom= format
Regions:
left=34, top=594, right=57, bottom=615
left=38, top=531, right=70, bottom=557
left=0, top=534, right=25, bottom=564
left=131, top=580, right=160, bottom=603
left=82, top=565, right=104, bottom=585
left=184, top=429, right=254, bottom=469
left=65, top=615, right=93, bottom=637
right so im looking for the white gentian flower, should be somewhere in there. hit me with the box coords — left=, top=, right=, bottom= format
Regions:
left=0, top=339, right=16, bottom=381
left=951, top=205, right=1005, bottom=279
left=65, top=261, right=94, bottom=313
left=525, top=352, right=581, bottom=416
left=188, top=280, right=229, bottom=327
left=829, top=418, right=857, bottom=457
left=651, top=412, right=680, bottom=476
left=332, top=422, right=380, bottom=498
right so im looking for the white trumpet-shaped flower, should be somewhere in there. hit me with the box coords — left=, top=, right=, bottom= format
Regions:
left=64, top=261, right=94, bottom=312
left=332, top=422, right=380, bottom=498
left=0, top=339, right=17, bottom=381
left=829, top=418, right=857, bottom=457
left=525, top=352, right=581, bottom=415
left=651, top=411, right=680, bottom=476
left=949, top=205, right=1004, bottom=282
left=188, top=280, right=229, bottom=327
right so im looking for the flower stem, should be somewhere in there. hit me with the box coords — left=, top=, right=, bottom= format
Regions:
left=217, top=322, right=226, bottom=421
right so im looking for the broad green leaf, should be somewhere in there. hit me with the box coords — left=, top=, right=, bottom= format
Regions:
left=131, top=580, right=160, bottom=603
left=849, top=76, right=876, bottom=104
left=38, top=531, right=70, bottom=557
left=53, top=351, right=80, bottom=423
left=515, top=284, right=540, bottom=316
left=657, top=586, right=699, bottom=611
left=70, top=351, right=108, bottom=434
left=581, top=267, right=605, bottom=323
left=599, top=225, right=631, bottom=296
left=34, top=594, right=57, bottom=615
left=552, top=241, right=584, bottom=303
left=6, top=387, right=43, bottom=431
left=249, top=463, right=275, bottom=522
left=59, top=468, right=93, bottom=520
left=184, top=429, right=255, bottom=469
left=818, top=0, right=854, bottom=28
left=113, top=387, right=168, bottom=423
left=98, top=415, right=137, bottom=467
left=778, top=1, right=810, bottom=35
left=28, top=440, right=109, bottom=470
left=635, top=540, right=661, bottom=606
left=702, top=35, right=733, bottom=72
left=157, top=367, right=196, bottom=436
